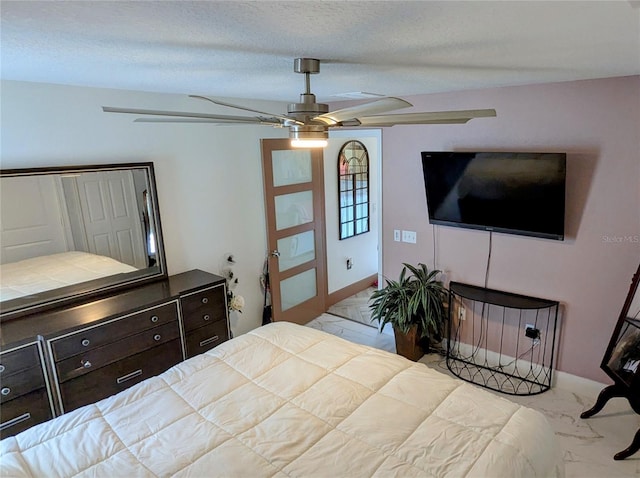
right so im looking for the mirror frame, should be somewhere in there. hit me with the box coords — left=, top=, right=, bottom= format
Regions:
left=337, top=140, right=370, bottom=240
left=601, top=263, right=640, bottom=384
left=0, top=162, right=167, bottom=321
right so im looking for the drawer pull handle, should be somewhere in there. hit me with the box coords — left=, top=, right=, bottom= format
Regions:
left=117, top=369, right=142, bottom=384
left=203, top=314, right=210, bottom=321
left=199, top=336, right=219, bottom=347
left=81, top=360, right=92, bottom=369
left=0, top=413, right=31, bottom=431
left=150, top=315, right=159, bottom=323
left=81, top=339, right=91, bottom=347
left=201, top=297, right=209, bottom=304
left=1, top=387, right=11, bottom=396
left=153, top=334, right=161, bottom=341
left=0, top=365, right=4, bottom=373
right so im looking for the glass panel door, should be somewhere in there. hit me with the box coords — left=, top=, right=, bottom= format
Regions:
left=277, top=230, right=316, bottom=272
left=261, top=139, right=326, bottom=325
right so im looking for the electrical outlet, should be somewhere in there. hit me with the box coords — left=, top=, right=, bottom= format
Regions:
left=525, top=324, right=541, bottom=345
left=346, top=258, right=353, bottom=270
left=458, top=306, right=466, bottom=321
left=394, top=230, right=401, bottom=242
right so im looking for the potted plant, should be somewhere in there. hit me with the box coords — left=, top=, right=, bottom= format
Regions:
left=369, top=263, right=448, bottom=361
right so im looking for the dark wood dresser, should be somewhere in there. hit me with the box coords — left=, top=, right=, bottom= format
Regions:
left=0, top=269, right=228, bottom=437
left=0, top=341, right=55, bottom=438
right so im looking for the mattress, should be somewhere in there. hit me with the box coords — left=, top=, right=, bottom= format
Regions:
left=0, top=322, right=564, bottom=477
left=0, top=251, right=137, bottom=301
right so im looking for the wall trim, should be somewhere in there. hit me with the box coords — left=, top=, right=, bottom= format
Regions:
left=326, top=274, right=377, bottom=308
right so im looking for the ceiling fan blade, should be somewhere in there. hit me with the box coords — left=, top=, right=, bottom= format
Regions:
left=351, top=109, right=497, bottom=127
left=314, top=97, right=412, bottom=126
left=102, top=106, right=283, bottom=125
left=133, top=118, right=261, bottom=124
left=189, top=95, right=302, bottom=125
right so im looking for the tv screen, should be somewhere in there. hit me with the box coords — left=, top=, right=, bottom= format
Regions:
left=421, top=152, right=566, bottom=240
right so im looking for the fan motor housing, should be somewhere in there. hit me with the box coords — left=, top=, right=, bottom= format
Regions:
left=288, top=96, right=329, bottom=115
left=289, top=58, right=329, bottom=123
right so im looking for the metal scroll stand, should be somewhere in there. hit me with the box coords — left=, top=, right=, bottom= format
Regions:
left=446, top=282, right=560, bottom=396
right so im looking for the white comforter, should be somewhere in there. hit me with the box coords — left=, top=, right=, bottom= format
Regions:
left=0, top=251, right=137, bottom=301
left=0, top=322, right=564, bottom=477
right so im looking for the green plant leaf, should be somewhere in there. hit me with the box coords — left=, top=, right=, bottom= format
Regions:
left=369, top=263, right=449, bottom=339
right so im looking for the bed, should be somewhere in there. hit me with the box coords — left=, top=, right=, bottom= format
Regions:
left=0, top=322, right=564, bottom=477
left=0, top=251, right=138, bottom=301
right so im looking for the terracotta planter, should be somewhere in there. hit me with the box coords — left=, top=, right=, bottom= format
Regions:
left=393, top=324, right=424, bottom=361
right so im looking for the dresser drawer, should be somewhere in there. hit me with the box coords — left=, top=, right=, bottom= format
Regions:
left=181, top=285, right=226, bottom=332
left=184, top=319, right=229, bottom=358
left=59, top=339, right=182, bottom=413
left=0, top=344, right=40, bottom=376
left=0, top=365, right=46, bottom=404
left=55, top=321, right=181, bottom=383
left=50, top=301, right=179, bottom=361
left=0, top=388, right=53, bottom=439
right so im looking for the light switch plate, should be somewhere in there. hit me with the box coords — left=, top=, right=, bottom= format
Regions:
left=401, top=230, right=417, bottom=243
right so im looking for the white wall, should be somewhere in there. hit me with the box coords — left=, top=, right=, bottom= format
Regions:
left=0, top=80, right=288, bottom=336
left=1, top=80, right=380, bottom=335
left=325, top=130, right=381, bottom=294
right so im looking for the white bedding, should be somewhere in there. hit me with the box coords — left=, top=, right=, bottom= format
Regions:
left=0, top=251, right=137, bottom=301
left=0, top=322, right=564, bottom=477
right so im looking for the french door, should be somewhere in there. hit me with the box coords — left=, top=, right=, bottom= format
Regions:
left=261, top=139, right=327, bottom=325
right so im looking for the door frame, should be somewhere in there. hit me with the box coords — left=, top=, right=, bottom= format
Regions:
left=328, top=129, right=383, bottom=294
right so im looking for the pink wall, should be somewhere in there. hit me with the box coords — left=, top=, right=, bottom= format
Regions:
left=381, top=76, right=640, bottom=383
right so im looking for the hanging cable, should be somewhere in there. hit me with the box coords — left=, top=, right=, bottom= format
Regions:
left=432, top=224, right=437, bottom=271
left=484, top=231, right=493, bottom=288
left=473, top=231, right=494, bottom=357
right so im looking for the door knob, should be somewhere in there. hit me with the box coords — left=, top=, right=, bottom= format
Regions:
left=270, top=250, right=280, bottom=258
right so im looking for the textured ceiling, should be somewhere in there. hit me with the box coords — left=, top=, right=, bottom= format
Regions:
left=1, top=1, right=639, bottom=102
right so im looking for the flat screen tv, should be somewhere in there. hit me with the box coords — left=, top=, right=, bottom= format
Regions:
left=421, top=152, right=566, bottom=240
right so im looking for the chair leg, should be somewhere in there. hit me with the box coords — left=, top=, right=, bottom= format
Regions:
left=580, top=384, right=626, bottom=419
left=614, top=429, right=640, bottom=460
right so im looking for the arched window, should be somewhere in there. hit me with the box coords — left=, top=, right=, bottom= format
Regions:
left=338, top=140, right=370, bottom=239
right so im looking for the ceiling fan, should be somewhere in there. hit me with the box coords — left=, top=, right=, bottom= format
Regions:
left=103, top=58, right=497, bottom=148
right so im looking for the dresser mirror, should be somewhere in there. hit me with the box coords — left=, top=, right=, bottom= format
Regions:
left=0, top=162, right=167, bottom=320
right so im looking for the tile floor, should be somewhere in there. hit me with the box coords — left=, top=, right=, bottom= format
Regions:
left=327, top=287, right=378, bottom=328
left=306, top=312, right=640, bottom=477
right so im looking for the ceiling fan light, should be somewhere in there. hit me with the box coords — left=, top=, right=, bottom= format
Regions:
left=291, top=138, right=328, bottom=148
left=289, top=124, right=328, bottom=148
